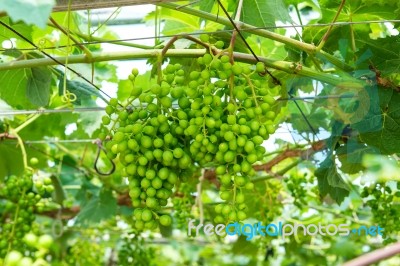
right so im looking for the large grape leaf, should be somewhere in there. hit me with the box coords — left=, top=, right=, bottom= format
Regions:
left=302, top=0, right=400, bottom=54
left=355, top=36, right=400, bottom=75
left=0, top=0, right=55, bottom=28
left=242, top=0, right=291, bottom=28
left=357, top=87, right=400, bottom=154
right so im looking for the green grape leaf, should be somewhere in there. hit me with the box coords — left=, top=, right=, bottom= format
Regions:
left=76, top=189, right=117, bottom=224
left=303, top=0, right=399, bottom=54
left=0, top=17, right=33, bottom=43
left=242, top=0, right=291, bottom=28
left=315, top=157, right=349, bottom=204
left=199, top=0, right=214, bottom=13
left=336, top=139, right=378, bottom=174
left=0, top=68, right=36, bottom=109
left=26, top=67, right=52, bottom=106
left=231, top=236, right=259, bottom=256
left=146, top=8, right=199, bottom=36
left=0, top=142, right=24, bottom=180
left=288, top=101, right=330, bottom=133
left=356, top=87, right=400, bottom=154
left=0, top=0, right=55, bottom=28
left=57, top=71, right=104, bottom=105
left=117, top=79, right=133, bottom=102
left=356, top=36, right=400, bottom=75
left=0, top=141, right=48, bottom=180
left=50, top=175, right=66, bottom=205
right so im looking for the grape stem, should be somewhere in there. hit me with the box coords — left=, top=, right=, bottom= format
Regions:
left=316, top=0, right=347, bottom=52
left=9, top=128, right=31, bottom=171
left=7, top=189, right=25, bottom=253
left=195, top=169, right=205, bottom=224
left=158, top=2, right=353, bottom=72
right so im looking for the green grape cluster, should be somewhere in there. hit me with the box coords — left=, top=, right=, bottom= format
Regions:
left=101, top=67, right=195, bottom=229
left=63, top=236, right=104, bottom=265
left=100, top=42, right=279, bottom=227
left=118, top=234, right=155, bottom=266
left=0, top=173, right=43, bottom=258
left=173, top=182, right=196, bottom=228
left=285, top=173, right=311, bottom=208
left=0, top=232, right=53, bottom=266
left=1, top=233, right=53, bottom=266
left=361, top=182, right=400, bottom=241
left=179, top=53, right=276, bottom=223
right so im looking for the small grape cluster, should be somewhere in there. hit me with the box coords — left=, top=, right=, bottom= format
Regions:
left=285, top=173, right=311, bottom=209
left=1, top=233, right=53, bottom=266
left=118, top=234, right=155, bottom=266
left=0, top=170, right=55, bottom=259
left=361, top=182, right=400, bottom=241
left=173, top=182, right=196, bottom=228
left=0, top=173, right=39, bottom=258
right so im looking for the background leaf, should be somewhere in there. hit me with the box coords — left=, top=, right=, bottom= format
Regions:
left=242, top=0, right=291, bottom=28
left=0, top=68, right=33, bottom=109
left=0, top=0, right=55, bottom=28
left=26, top=67, right=52, bottom=106
left=76, top=189, right=117, bottom=224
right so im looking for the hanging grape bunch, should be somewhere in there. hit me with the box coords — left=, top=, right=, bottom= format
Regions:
left=0, top=169, right=54, bottom=258
left=101, top=37, right=279, bottom=229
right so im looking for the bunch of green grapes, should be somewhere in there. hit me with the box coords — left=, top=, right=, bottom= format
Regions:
left=0, top=173, right=41, bottom=258
left=361, top=182, right=400, bottom=241
left=178, top=43, right=276, bottom=222
left=173, top=182, right=196, bottom=228
left=101, top=67, right=195, bottom=229
left=285, top=172, right=312, bottom=209
left=118, top=234, right=155, bottom=266
left=62, top=236, right=104, bottom=265
left=1, top=233, right=53, bottom=266
left=100, top=39, right=279, bottom=227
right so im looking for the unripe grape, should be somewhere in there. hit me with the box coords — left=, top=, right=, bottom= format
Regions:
left=131, top=68, right=139, bottom=76
left=220, top=191, right=230, bottom=200
left=141, top=209, right=153, bottom=222
left=159, top=215, right=172, bottom=226
left=38, top=234, right=53, bottom=249
left=109, top=98, right=118, bottom=107
left=29, top=157, right=39, bottom=166
left=215, top=41, right=224, bottom=49
left=199, top=33, right=210, bottom=43
left=256, top=62, right=265, bottom=73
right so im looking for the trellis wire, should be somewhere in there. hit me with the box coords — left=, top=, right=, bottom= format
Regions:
left=0, top=95, right=355, bottom=116
left=0, top=19, right=399, bottom=52
left=1, top=128, right=331, bottom=145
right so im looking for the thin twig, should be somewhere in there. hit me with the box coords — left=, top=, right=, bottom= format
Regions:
left=317, top=0, right=346, bottom=51
left=343, top=241, right=400, bottom=266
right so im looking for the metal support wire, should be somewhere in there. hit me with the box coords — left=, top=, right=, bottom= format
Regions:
left=1, top=20, right=398, bottom=52
left=0, top=107, right=105, bottom=116
left=0, top=95, right=356, bottom=116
